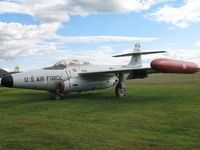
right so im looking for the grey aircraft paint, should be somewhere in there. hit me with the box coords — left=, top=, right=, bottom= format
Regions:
left=1, top=43, right=166, bottom=100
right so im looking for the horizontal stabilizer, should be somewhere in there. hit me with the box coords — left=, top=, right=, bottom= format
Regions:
left=113, top=51, right=166, bottom=57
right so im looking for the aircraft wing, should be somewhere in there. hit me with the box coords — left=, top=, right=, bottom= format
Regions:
left=79, top=67, right=153, bottom=76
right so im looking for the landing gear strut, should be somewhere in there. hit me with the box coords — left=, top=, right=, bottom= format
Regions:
left=115, top=73, right=126, bottom=97
left=115, top=83, right=126, bottom=97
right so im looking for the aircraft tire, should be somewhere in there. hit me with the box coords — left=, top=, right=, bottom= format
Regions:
left=54, top=94, right=62, bottom=100
left=50, top=92, right=62, bottom=100
left=115, top=83, right=126, bottom=97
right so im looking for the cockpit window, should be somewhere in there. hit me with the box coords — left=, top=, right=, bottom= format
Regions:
left=53, top=59, right=90, bottom=67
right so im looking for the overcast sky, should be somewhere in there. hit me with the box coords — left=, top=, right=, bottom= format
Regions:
left=0, top=0, right=200, bottom=71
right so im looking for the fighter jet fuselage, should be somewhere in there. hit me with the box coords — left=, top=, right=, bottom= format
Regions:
left=1, top=43, right=199, bottom=100
left=4, top=65, right=119, bottom=92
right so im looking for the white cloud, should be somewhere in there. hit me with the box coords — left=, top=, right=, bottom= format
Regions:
left=12, top=47, right=200, bottom=71
left=165, top=49, right=200, bottom=66
left=1, top=21, right=198, bottom=69
left=0, top=22, right=61, bottom=61
left=66, top=0, right=171, bottom=15
left=0, top=0, right=69, bottom=23
left=0, top=1, right=30, bottom=14
left=196, top=41, right=200, bottom=47
left=4, top=0, right=199, bottom=69
left=0, top=0, right=170, bottom=23
left=67, top=0, right=142, bottom=15
left=4, top=46, right=128, bottom=71
left=60, top=36, right=158, bottom=43
left=0, top=21, right=158, bottom=62
left=149, top=0, right=200, bottom=28
left=59, top=46, right=123, bottom=65
left=134, top=49, right=199, bottom=70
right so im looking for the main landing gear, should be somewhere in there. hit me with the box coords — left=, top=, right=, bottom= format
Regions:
left=115, top=73, right=126, bottom=97
left=50, top=82, right=65, bottom=100
left=50, top=92, right=63, bottom=100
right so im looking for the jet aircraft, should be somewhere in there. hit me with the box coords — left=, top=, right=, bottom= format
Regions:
left=0, top=43, right=199, bottom=100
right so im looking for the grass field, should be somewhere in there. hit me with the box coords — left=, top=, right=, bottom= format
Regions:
left=0, top=74, right=200, bottom=150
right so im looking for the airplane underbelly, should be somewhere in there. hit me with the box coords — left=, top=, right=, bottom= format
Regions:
left=64, top=76, right=118, bottom=92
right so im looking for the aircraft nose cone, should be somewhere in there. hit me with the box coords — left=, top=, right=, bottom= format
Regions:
left=1, top=75, right=13, bottom=87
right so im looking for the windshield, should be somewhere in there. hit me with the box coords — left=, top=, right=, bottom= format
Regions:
left=53, top=59, right=90, bottom=67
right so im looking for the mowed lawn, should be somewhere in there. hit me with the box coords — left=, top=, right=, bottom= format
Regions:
left=0, top=74, right=200, bottom=150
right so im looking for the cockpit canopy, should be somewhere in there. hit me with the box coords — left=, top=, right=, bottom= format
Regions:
left=53, top=59, right=90, bottom=67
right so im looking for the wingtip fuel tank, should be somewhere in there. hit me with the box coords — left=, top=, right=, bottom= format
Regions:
left=151, top=58, right=199, bottom=73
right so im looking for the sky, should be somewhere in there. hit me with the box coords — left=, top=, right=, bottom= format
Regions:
left=0, top=0, right=200, bottom=71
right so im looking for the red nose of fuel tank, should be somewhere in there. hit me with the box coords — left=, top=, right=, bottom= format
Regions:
left=151, top=58, right=199, bottom=73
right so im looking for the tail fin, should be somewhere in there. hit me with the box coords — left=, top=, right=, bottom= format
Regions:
left=113, top=43, right=166, bottom=68
left=128, top=43, right=142, bottom=68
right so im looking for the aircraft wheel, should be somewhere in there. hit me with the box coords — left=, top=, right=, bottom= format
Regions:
left=51, top=92, right=62, bottom=100
left=54, top=94, right=62, bottom=100
left=115, top=83, right=126, bottom=97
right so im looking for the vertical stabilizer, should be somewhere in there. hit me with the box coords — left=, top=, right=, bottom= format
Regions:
left=127, top=43, right=142, bottom=68
left=113, top=43, right=166, bottom=68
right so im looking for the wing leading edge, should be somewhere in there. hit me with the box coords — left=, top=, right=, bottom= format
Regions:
left=79, top=67, right=152, bottom=76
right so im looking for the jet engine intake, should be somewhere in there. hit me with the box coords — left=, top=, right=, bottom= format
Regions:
left=127, top=70, right=148, bottom=79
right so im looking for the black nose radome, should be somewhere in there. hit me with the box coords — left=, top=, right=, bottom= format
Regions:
left=1, top=75, right=13, bottom=87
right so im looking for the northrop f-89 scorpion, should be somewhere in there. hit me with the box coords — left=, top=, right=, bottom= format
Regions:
left=0, top=43, right=199, bottom=100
